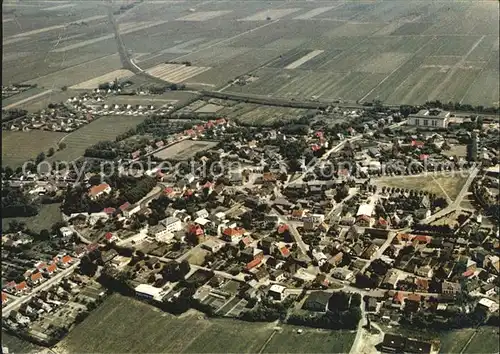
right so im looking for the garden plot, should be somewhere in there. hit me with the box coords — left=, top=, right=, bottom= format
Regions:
left=175, top=10, right=232, bottom=22
left=314, top=1, right=377, bottom=20
left=293, top=6, right=337, bottom=20
left=176, top=46, right=251, bottom=67
left=433, top=36, right=485, bottom=57
left=267, top=48, right=313, bottom=69
left=236, top=106, right=308, bottom=126
left=390, top=22, right=433, bottom=36
left=195, top=104, right=224, bottom=114
left=153, top=140, right=218, bottom=161
left=324, top=22, right=384, bottom=37
left=41, top=3, right=75, bottom=11
left=238, top=8, right=302, bottom=21
left=70, top=69, right=135, bottom=90
left=358, top=52, right=410, bottom=74
left=146, top=63, right=211, bottom=83
left=285, top=50, right=325, bottom=70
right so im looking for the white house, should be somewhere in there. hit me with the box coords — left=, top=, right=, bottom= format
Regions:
left=160, top=217, right=182, bottom=233
left=59, top=227, right=73, bottom=238
left=268, top=284, right=287, bottom=301
left=407, top=109, right=450, bottom=129
left=202, top=238, right=225, bottom=253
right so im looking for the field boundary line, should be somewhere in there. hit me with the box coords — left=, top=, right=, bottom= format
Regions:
left=458, top=47, right=495, bottom=104
left=3, top=89, right=53, bottom=110
left=427, top=35, right=485, bottom=101
left=359, top=36, right=437, bottom=103
left=258, top=329, right=278, bottom=354
left=459, top=329, right=478, bottom=354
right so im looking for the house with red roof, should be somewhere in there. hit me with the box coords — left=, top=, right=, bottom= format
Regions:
left=246, top=258, right=261, bottom=271
left=30, top=272, right=43, bottom=285
left=2, top=292, right=8, bottom=306
left=88, top=183, right=111, bottom=200
left=103, top=207, right=116, bottom=216
left=311, top=144, right=321, bottom=152
left=376, top=217, right=389, bottom=229
left=15, top=281, right=28, bottom=295
left=45, top=263, right=58, bottom=275
left=4, top=281, right=16, bottom=294
left=411, top=140, right=425, bottom=148
left=60, top=255, right=73, bottom=267
left=105, top=232, right=116, bottom=242
left=277, top=224, right=289, bottom=235
left=279, top=246, right=291, bottom=258
left=131, top=150, right=141, bottom=159
left=356, top=214, right=373, bottom=227
left=215, top=118, right=226, bottom=125
left=222, top=227, right=246, bottom=243
left=239, top=236, right=253, bottom=248
left=187, top=224, right=205, bottom=244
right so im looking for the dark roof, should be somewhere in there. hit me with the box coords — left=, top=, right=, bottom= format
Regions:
left=302, top=291, right=331, bottom=312
left=405, top=339, right=432, bottom=354
left=382, top=334, right=406, bottom=350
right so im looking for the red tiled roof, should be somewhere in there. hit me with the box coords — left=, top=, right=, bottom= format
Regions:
left=414, top=235, right=431, bottom=243
left=46, top=263, right=57, bottom=273
left=89, top=183, right=110, bottom=197
left=188, top=224, right=204, bottom=236
left=2, top=292, right=8, bottom=304
left=415, top=278, right=429, bottom=290
left=6, top=281, right=16, bottom=289
left=216, top=118, right=226, bottom=125
left=463, top=269, right=474, bottom=277
left=164, top=187, right=174, bottom=194
left=246, top=258, right=261, bottom=270
left=277, top=224, right=289, bottom=234
left=223, top=227, right=245, bottom=237
left=407, top=294, right=422, bottom=303
left=105, top=232, right=113, bottom=240
left=30, top=272, right=42, bottom=282
left=240, top=236, right=252, bottom=246
left=103, top=207, right=116, bottom=215
left=203, top=182, right=213, bottom=189
left=61, top=255, right=73, bottom=264
left=393, top=292, right=405, bottom=304
left=311, top=144, right=321, bottom=152
left=315, top=131, right=324, bottom=138
left=411, top=140, right=425, bottom=148
left=280, top=247, right=290, bottom=257
left=15, top=281, right=27, bottom=291
left=378, top=217, right=388, bottom=226
left=419, top=154, right=429, bottom=161
left=36, top=262, right=47, bottom=271
left=119, top=202, right=131, bottom=211
left=338, top=169, right=349, bottom=176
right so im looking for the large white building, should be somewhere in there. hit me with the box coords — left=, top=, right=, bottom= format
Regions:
left=407, top=109, right=450, bottom=128
left=135, top=284, right=166, bottom=301
left=160, top=217, right=182, bottom=233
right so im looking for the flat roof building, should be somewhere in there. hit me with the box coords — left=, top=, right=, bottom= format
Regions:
left=407, top=109, right=451, bottom=129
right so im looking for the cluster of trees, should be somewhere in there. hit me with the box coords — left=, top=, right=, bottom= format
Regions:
left=402, top=306, right=489, bottom=330
left=1, top=108, right=27, bottom=123
left=289, top=292, right=362, bottom=330
left=2, top=186, right=39, bottom=217
left=84, top=140, right=119, bottom=159
left=413, top=223, right=453, bottom=236
left=61, top=175, right=157, bottom=214
left=423, top=100, right=499, bottom=115
left=239, top=298, right=292, bottom=322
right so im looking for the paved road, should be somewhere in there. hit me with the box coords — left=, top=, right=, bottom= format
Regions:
left=2, top=262, right=80, bottom=318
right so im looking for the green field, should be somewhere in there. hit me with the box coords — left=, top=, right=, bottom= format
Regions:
left=1, top=203, right=62, bottom=233
left=463, top=327, right=500, bottom=354
left=262, top=326, right=356, bottom=353
left=49, top=115, right=147, bottom=162
left=2, top=130, right=67, bottom=167
left=438, top=328, right=476, bottom=354
left=57, top=294, right=356, bottom=353
left=1, top=331, right=45, bottom=354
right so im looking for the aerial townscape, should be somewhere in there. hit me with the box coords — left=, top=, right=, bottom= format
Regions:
left=1, top=0, right=499, bottom=353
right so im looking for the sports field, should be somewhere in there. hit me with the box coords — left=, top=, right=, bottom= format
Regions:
left=56, top=294, right=357, bottom=353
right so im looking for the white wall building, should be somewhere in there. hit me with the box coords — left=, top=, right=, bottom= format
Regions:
left=407, top=109, right=450, bottom=128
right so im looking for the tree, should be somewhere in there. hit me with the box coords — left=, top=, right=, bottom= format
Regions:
left=39, top=229, right=50, bottom=240
left=61, top=86, right=68, bottom=91
left=35, top=152, right=45, bottom=165
left=58, top=142, right=67, bottom=150
left=47, top=147, right=55, bottom=157
left=4, top=166, right=14, bottom=178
